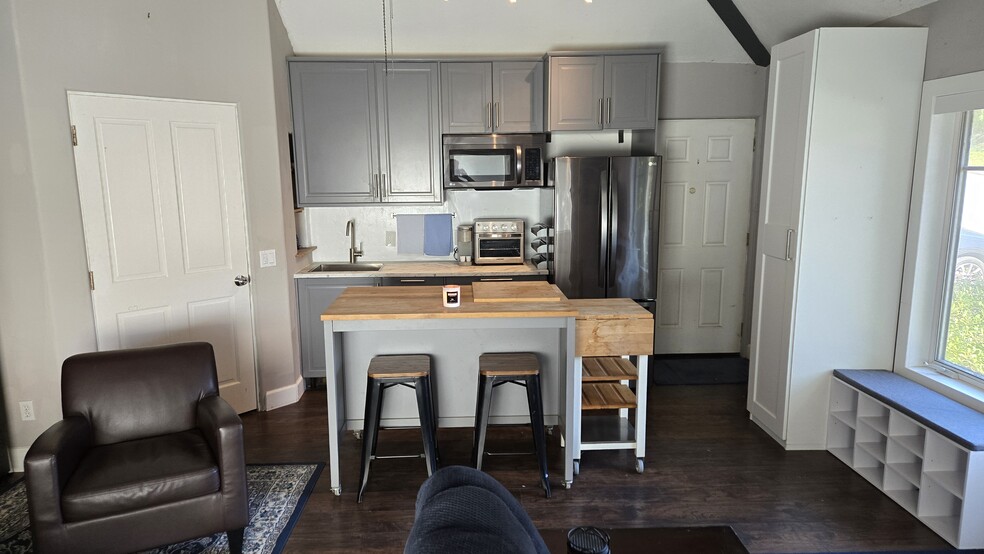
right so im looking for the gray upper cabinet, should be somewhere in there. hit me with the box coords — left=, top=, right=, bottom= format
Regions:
left=291, top=62, right=378, bottom=205
left=441, top=61, right=543, bottom=134
left=289, top=61, right=442, bottom=206
left=548, top=54, right=659, bottom=131
left=376, top=63, right=443, bottom=203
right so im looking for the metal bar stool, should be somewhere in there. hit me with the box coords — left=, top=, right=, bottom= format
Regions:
left=359, top=354, right=439, bottom=503
left=472, top=352, right=551, bottom=498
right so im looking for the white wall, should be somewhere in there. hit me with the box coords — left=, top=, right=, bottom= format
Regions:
left=0, top=0, right=299, bottom=463
left=878, top=0, right=984, bottom=81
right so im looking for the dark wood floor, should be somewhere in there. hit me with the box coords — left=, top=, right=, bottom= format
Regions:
left=242, top=383, right=954, bottom=553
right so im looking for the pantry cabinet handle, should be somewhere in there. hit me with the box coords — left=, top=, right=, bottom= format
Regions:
left=495, top=102, right=500, bottom=129
left=606, top=97, right=612, bottom=124
left=487, top=102, right=493, bottom=130
left=598, top=98, right=604, bottom=125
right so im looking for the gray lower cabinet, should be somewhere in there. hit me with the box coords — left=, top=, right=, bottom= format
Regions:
left=379, top=277, right=445, bottom=286
left=290, top=61, right=442, bottom=206
left=548, top=54, right=659, bottom=131
left=441, top=61, right=543, bottom=134
left=297, top=277, right=377, bottom=379
left=444, top=275, right=547, bottom=285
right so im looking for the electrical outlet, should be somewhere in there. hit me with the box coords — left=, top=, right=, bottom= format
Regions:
left=19, top=401, right=35, bottom=421
left=385, top=231, right=396, bottom=247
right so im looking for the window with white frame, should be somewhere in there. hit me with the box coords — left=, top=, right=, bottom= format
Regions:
left=939, top=109, right=984, bottom=381
left=896, top=72, right=984, bottom=405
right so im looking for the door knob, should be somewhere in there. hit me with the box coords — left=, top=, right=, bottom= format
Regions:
left=234, top=275, right=250, bottom=286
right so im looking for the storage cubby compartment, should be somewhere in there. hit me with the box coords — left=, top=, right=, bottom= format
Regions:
left=886, top=438, right=923, bottom=488
left=856, top=395, right=890, bottom=435
left=855, top=417, right=888, bottom=464
left=826, top=416, right=855, bottom=465
left=923, top=432, right=967, bottom=499
left=828, top=379, right=859, bottom=427
left=884, top=465, right=919, bottom=515
left=919, top=477, right=962, bottom=543
left=889, top=411, right=926, bottom=458
left=852, top=443, right=885, bottom=486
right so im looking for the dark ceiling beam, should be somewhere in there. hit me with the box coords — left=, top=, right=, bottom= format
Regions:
left=706, top=0, right=771, bottom=67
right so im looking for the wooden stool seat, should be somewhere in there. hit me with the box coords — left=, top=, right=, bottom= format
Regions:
left=479, top=352, right=540, bottom=376
left=368, top=354, right=431, bottom=378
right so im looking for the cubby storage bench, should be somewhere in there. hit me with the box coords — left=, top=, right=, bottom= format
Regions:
left=828, top=369, right=984, bottom=549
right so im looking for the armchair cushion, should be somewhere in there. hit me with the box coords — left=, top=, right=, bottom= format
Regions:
left=62, top=429, right=220, bottom=522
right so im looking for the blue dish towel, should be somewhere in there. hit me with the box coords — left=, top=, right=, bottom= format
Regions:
left=423, top=214, right=453, bottom=256
left=396, top=214, right=425, bottom=255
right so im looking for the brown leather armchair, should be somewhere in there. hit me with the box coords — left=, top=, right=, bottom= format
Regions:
left=24, top=342, right=249, bottom=554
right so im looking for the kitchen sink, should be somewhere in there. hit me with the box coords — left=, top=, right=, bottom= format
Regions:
left=310, top=263, right=382, bottom=272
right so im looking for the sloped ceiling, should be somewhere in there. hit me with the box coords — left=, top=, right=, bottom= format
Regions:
left=275, top=0, right=937, bottom=63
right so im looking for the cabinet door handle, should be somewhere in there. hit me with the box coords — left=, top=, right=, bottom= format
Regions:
left=785, top=229, right=795, bottom=261
left=380, top=174, right=386, bottom=198
left=494, top=102, right=500, bottom=129
left=598, top=98, right=604, bottom=125
left=479, top=277, right=514, bottom=281
left=606, top=97, right=612, bottom=124
left=371, top=174, right=378, bottom=197
left=400, top=279, right=426, bottom=283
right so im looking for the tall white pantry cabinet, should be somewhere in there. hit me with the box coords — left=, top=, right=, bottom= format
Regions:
left=747, top=28, right=928, bottom=449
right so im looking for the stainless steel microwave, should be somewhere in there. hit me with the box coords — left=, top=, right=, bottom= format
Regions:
left=443, top=134, right=545, bottom=189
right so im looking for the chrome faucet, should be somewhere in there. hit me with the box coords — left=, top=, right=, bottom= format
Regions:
left=345, top=219, right=363, bottom=263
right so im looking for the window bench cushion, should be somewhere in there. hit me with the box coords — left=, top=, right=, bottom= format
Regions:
left=833, top=369, right=984, bottom=451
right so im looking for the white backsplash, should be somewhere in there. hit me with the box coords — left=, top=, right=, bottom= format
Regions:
left=303, top=188, right=554, bottom=263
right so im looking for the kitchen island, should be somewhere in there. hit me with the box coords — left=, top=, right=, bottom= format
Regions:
left=321, top=283, right=579, bottom=495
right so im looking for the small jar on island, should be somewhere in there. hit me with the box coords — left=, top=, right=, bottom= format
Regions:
left=442, top=284, right=460, bottom=308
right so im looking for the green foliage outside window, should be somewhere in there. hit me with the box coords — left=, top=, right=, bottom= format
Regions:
left=970, top=109, right=984, bottom=166
left=945, top=277, right=984, bottom=378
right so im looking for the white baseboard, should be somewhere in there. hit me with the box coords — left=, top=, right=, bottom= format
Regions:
left=264, top=375, right=305, bottom=411
left=8, top=446, right=29, bottom=473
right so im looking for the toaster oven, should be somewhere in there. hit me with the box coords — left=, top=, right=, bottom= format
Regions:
left=473, top=219, right=525, bottom=265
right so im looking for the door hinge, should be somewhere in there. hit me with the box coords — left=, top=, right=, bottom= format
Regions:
left=88, top=271, right=95, bottom=291
left=746, top=232, right=750, bottom=246
left=71, top=125, right=78, bottom=146
left=739, top=322, right=744, bottom=338
left=752, top=135, right=756, bottom=152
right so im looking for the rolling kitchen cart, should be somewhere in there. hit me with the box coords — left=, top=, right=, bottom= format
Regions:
left=569, top=299, right=653, bottom=477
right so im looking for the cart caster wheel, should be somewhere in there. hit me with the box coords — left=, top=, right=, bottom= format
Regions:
left=353, top=430, right=363, bottom=440
left=331, top=487, right=342, bottom=496
left=546, top=426, right=554, bottom=436
left=563, top=481, right=572, bottom=490
left=635, top=459, right=644, bottom=474
left=573, top=460, right=580, bottom=476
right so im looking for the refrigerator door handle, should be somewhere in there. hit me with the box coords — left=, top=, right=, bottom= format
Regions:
left=609, top=169, right=619, bottom=287
left=599, top=168, right=610, bottom=288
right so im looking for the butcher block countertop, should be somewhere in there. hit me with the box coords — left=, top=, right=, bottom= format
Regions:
left=321, top=285, right=579, bottom=321
left=296, top=261, right=546, bottom=279
left=566, top=298, right=653, bottom=320
left=471, top=281, right=565, bottom=303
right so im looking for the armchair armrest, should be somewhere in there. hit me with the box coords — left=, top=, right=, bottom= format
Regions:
left=24, top=416, right=92, bottom=528
left=197, top=395, right=247, bottom=523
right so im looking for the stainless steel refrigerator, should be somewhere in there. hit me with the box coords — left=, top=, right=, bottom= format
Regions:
left=552, top=156, right=661, bottom=310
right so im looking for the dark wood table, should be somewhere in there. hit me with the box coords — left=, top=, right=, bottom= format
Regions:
left=541, top=525, right=749, bottom=553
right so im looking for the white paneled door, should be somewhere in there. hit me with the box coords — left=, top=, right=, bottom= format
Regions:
left=655, top=119, right=754, bottom=353
left=68, top=92, right=257, bottom=413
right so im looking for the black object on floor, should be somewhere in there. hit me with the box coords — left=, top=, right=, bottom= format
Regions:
left=541, top=525, right=748, bottom=554
left=651, top=354, right=749, bottom=385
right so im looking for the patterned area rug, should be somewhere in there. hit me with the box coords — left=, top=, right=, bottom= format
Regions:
left=0, top=463, right=322, bottom=554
